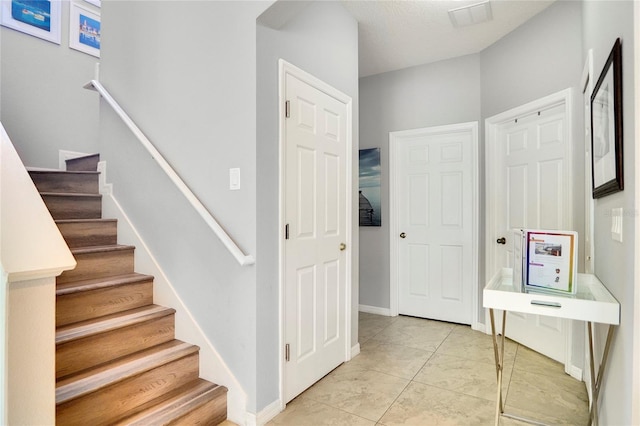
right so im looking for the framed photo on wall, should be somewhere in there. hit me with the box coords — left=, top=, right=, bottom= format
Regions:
left=359, top=148, right=382, bottom=226
left=0, top=0, right=62, bottom=44
left=69, top=2, right=100, bottom=57
left=591, top=38, right=623, bottom=198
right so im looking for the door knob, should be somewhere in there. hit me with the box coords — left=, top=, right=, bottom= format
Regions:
left=400, top=232, right=406, bottom=239
left=339, top=243, right=346, bottom=251
left=496, top=237, right=506, bottom=245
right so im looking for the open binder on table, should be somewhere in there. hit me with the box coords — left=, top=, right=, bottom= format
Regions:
left=513, top=229, right=578, bottom=296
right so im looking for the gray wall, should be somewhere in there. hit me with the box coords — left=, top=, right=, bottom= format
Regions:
left=358, top=1, right=584, bottom=325
left=481, top=0, right=584, bottom=367
left=256, top=1, right=359, bottom=409
left=358, top=54, right=481, bottom=309
left=99, top=0, right=269, bottom=413
left=583, top=2, right=635, bottom=424
left=0, top=1, right=99, bottom=167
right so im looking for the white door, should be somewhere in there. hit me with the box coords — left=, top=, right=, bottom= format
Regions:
left=487, top=92, right=572, bottom=363
left=283, top=68, right=349, bottom=403
left=391, top=123, right=477, bottom=325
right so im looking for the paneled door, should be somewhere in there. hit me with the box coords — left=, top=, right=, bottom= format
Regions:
left=391, top=123, right=477, bottom=325
left=282, top=65, right=350, bottom=403
left=486, top=91, right=572, bottom=364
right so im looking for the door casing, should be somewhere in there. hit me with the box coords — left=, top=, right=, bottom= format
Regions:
left=485, top=88, right=580, bottom=379
left=389, top=122, right=480, bottom=329
left=277, top=59, right=353, bottom=409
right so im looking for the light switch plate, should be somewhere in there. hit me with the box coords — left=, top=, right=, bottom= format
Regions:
left=229, top=168, right=240, bottom=190
left=611, top=208, right=623, bottom=242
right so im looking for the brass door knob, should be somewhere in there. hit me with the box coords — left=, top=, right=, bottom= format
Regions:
left=496, top=237, right=506, bottom=245
left=339, top=243, right=347, bottom=251
left=400, top=232, right=406, bottom=239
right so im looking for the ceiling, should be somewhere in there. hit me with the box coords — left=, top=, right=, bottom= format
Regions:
left=341, top=0, right=556, bottom=77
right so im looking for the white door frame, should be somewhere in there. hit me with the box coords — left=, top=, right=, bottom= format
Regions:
left=581, top=49, right=598, bottom=400
left=485, top=88, right=577, bottom=377
left=277, top=59, right=353, bottom=409
left=582, top=49, right=595, bottom=276
left=389, top=122, right=480, bottom=329
left=632, top=2, right=640, bottom=423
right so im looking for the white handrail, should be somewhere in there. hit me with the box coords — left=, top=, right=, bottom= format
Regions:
left=84, top=79, right=255, bottom=266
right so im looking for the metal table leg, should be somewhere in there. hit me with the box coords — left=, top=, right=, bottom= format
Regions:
left=587, top=323, right=615, bottom=426
left=489, top=308, right=505, bottom=426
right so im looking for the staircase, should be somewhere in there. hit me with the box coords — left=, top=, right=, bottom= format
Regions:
left=28, top=154, right=227, bottom=425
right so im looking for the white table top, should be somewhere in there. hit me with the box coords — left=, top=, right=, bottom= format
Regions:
left=484, top=268, right=620, bottom=325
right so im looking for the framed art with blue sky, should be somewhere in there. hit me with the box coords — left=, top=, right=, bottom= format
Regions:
left=69, top=2, right=100, bottom=57
left=0, top=0, right=61, bottom=44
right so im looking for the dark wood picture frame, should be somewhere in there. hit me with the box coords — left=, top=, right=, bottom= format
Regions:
left=591, top=38, right=623, bottom=199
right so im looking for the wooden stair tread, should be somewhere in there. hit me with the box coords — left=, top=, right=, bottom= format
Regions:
left=56, top=304, right=175, bottom=344
left=71, top=244, right=135, bottom=255
left=28, top=169, right=99, bottom=175
left=56, top=218, right=117, bottom=224
left=56, top=340, right=198, bottom=404
left=56, top=273, right=154, bottom=296
left=117, top=379, right=227, bottom=425
left=66, top=154, right=100, bottom=172
left=40, top=192, right=102, bottom=198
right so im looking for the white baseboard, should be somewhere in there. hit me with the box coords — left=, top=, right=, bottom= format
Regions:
left=359, top=304, right=393, bottom=316
left=568, top=365, right=582, bottom=381
left=246, top=399, right=282, bottom=426
left=98, top=161, right=247, bottom=424
left=471, top=321, right=486, bottom=334
left=351, top=343, right=361, bottom=359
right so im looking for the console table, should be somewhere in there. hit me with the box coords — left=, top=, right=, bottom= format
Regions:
left=484, top=268, right=620, bottom=426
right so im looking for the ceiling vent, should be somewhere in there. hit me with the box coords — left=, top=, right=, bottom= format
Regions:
left=448, top=1, right=493, bottom=28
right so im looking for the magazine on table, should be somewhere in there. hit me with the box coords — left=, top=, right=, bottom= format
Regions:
left=523, top=229, right=578, bottom=295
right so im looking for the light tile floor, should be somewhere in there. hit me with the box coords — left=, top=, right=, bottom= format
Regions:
left=269, top=312, right=589, bottom=425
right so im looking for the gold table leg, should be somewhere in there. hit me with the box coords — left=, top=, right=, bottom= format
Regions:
left=489, top=308, right=505, bottom=426
left=587, top=323, right=615, bottom=426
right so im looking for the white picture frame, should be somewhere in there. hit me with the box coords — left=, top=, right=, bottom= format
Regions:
left=69, top=2, right=100, bottom=57
left=0, top=0, right=62, bottom=44
left=524, top=229, right=578, bottom=296
left=84, top=0, right=101, bottom=8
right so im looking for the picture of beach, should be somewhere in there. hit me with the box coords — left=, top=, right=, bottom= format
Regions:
left=359, top=148, right=382, bottom=227
left=11, top=0, right=50, bottom=32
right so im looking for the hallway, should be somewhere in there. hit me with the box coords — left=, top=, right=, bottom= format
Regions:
left=270, top=312, right=589, bottom=425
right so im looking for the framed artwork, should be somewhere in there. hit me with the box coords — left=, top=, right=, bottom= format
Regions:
left=359, top=148, right=382, bottom=226
left=84, top=0, right=101, bottom=7
left=0, top=0, right=61, bottom=44
left=591, top=38, right=623, bottom=199
left=69, top=2, right=100, bottom=57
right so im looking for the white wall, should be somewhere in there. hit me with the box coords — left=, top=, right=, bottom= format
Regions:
left=358, top=54, right=481, bottom=310
left=99, top=0, right=270, bottom=414
left=582, top=2, right=636, bottom=424
left=0, top=1, right=99, bottom=167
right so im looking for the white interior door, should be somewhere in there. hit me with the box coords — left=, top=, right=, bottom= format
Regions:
left=487, top=93, right=572, bottom=364
left=283, top=69, right=349, bottom=403
left=391, top=123, right=477, bottom=325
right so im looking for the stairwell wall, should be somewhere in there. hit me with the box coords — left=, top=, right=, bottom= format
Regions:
left=98, top=0, right=271, bottom=415
left=0, top=1, right=100, bottom=167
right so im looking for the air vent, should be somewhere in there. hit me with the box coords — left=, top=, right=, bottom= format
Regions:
left=448, top=1, right=493, bottom=28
